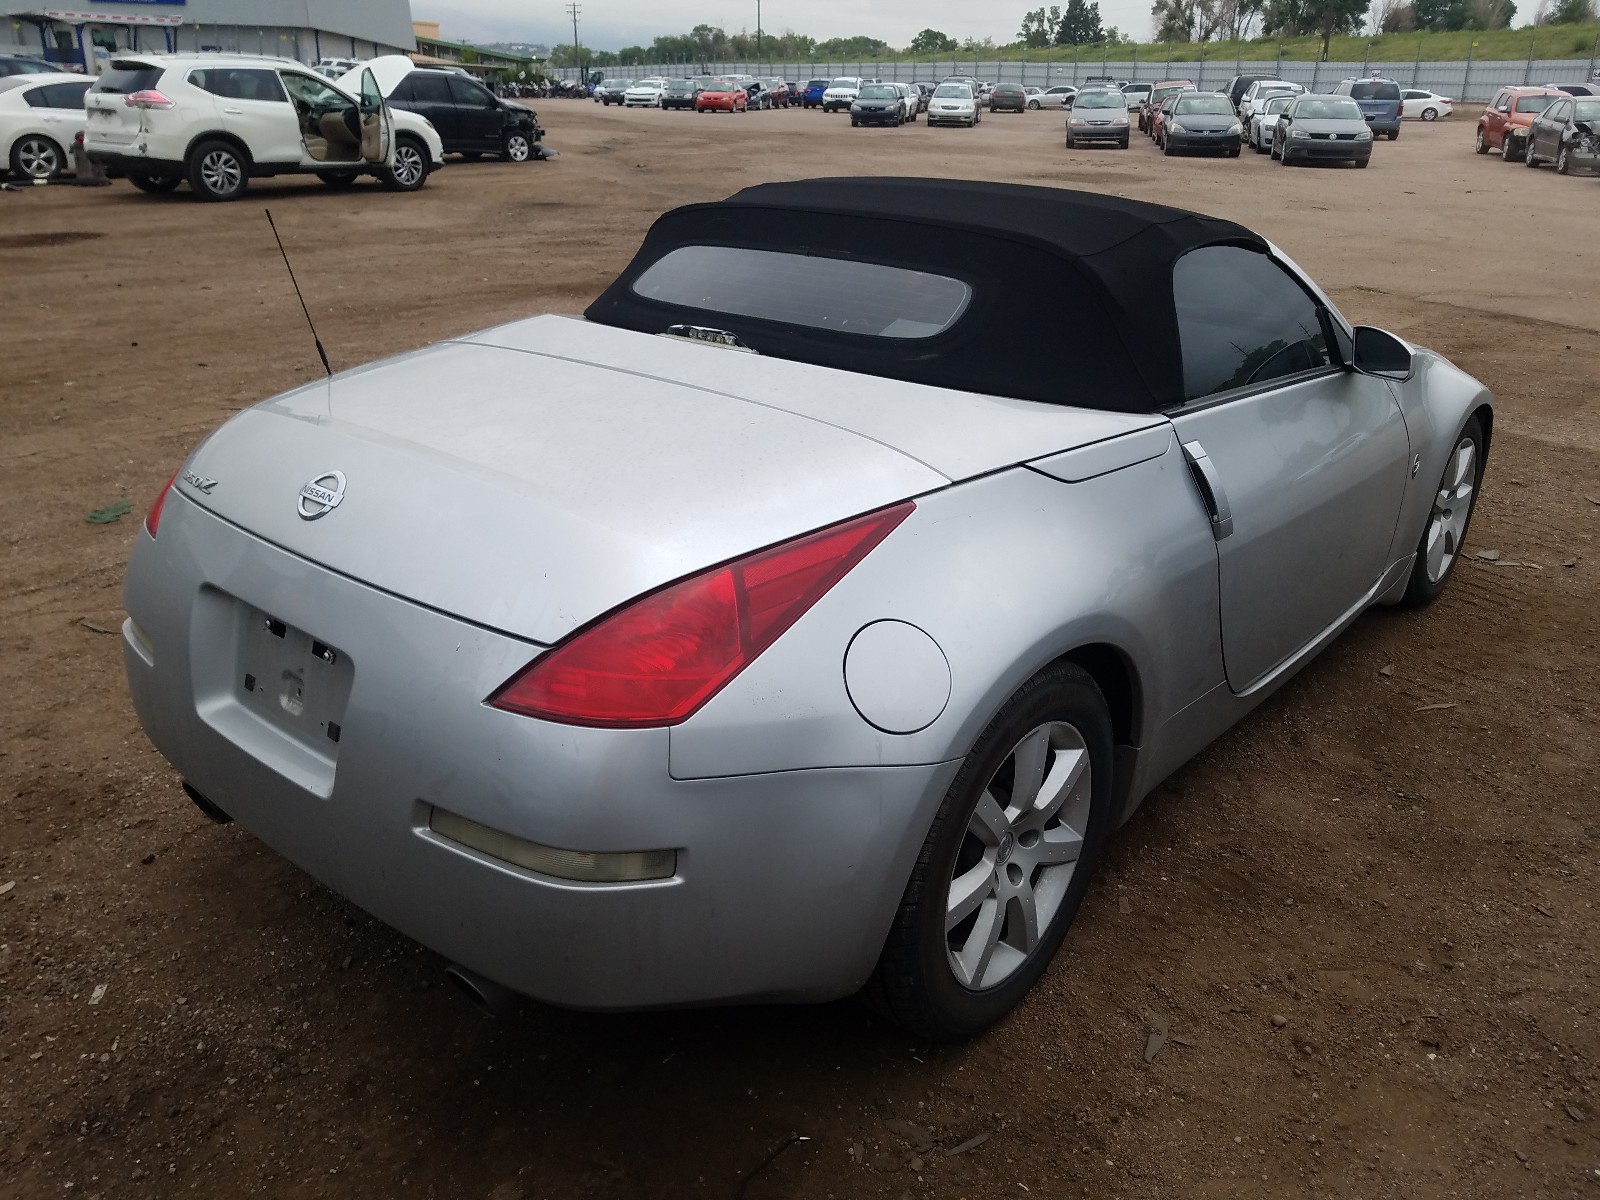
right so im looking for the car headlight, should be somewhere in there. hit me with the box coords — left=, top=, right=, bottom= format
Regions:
left=1111, top=117, right=1128, bottom=126
left=1070, top=117, right=1088, bottom=125
left=1355, top=128, right=1372, bottom=140
left=1291, top=128, right=1310, bottom=138
left=850, top=102, right=862, bottom=109
left=1166, top=122, right=1185, bottom=133
left=1228, top=122, right=1242, bottom=135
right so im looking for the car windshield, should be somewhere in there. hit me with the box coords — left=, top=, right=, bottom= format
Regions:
left=1349, top=81, right=1400, bottom=101
left=1295, top=99, right=1363, bottom=120
left=633, top=245, right=972, bottom=340
left=934, top=85, right=971, bottom=98
left=1265, top=96, right=1294, bottom=113
left=708, top=80, right=736, bottom=91
left=1124, top=85, right=1151, bottom=95
left=1075, top=92, right=1125, bottom=109
left=667, top=82, right=693, bottom=91
left=1152, top=86, right=1188, bottom=102
left=831, top=78, right=859, bottom=88
left=1574, top=99, right=1600, bottom=120
left=1515, top=95, right=1557, bottom=113
left=1176, top=96, right=1233, bottom=115
left=859, top=84, right=898, bottom=98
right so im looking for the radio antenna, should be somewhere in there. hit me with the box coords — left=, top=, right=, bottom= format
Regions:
left=264, top=208, right=331, bottom=377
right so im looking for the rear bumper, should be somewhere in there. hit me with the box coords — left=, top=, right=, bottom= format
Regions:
left=123, top=496, right=957, bottom=1010
left=1363, top=115, right=1401, bottom=134
left=86, top=150, right=184, bottom=176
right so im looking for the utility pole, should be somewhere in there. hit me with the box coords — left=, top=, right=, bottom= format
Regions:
left=565, top=2, right=581, bottom=81
left=756, top=0, right=762, bottom=57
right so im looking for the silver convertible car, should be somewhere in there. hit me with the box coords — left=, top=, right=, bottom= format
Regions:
left=123, top=179, right=1490, bottom=1040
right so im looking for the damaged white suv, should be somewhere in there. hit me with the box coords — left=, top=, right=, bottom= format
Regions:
left=84, top=54, right=445, bottom=201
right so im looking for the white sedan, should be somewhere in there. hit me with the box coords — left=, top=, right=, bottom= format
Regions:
left=1401, top=89, right=1453, bottom=121
left=624, top=78, right=668, bottom=107
left=0, top=71, right=90, bottom=180
left=1029, top=85, right=1077, bottom=110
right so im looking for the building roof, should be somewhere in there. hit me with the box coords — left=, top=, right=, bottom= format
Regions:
left=586, top=178, right=1266, bottom=413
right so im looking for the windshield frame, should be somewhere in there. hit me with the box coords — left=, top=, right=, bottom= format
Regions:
left=1292, top=98, right=1364, bottom=120
left=1175, top=96, right=1233, bottom=116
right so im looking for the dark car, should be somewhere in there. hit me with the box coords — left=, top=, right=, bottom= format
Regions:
left=1273, top=94, right=1373, bottom=167
left=989, top=83, right=1027, bottom=113
left=1332, top=77, right=1403, bottom=140
left=764, top=79, right=792, bottom=108
left=1224, top=73, right=1281, bottom=110
left=388, top=69, right=545, bottom=162
left=801, top=78, right=829, bottom=108
left=851, top=82, right=907, bottom=127
left=1142, top=80, right=1194, bottom=133
left=661, top=79, right=701, bottom=110
left=0, top=54, right=60, bottom=77
left=1160, top=92, right=1243, bottom=156
left=1524, top=94, right=1600, bottom=174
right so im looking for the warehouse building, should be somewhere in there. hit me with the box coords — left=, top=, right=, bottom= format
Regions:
left=1, top=0, right=415, bottom=73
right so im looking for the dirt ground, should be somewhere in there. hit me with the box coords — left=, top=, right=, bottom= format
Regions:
left=2, top=101, right=1598, bottom=1200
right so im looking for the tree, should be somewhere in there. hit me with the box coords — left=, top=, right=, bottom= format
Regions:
left=1544, top=0, right=1594, bottom=20
left=909, top=28, right=958, bottom=54
left=1056, top=0, right=1107, bottom=43
left=815, top=34, right=892, bottom=57
left=1411, top=0, right=1470, bottom=27
left=1150, top=0, right=1225, bottom=40
left=1262, top=0, right=1369, bottom=55
left=1019, top=7, right=1063, bottom=46
left=1467, top=0, right=1515, bottom=27
left=1374, top=0, right=1417, bottom=28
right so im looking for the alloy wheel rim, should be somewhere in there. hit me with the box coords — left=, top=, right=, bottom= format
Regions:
left=1423, top=436, right=1477, bottom=584
left=945, top=721, right=1091, bottom=991
left=19, top=138, right=57, bottom=178
left=395, top=145, right=423, bottom=185
left=507, top=135, right=529, bottom=160
left=201, top=149, right=241, bottom=193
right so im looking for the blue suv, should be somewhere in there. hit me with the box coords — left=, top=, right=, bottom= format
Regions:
left=800, top=78, right=829, bottom=109
left=1333, top=77, right=1403, bottom=140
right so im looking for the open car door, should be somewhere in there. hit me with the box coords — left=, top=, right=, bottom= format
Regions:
left=359, top=68, right=391, bottom=165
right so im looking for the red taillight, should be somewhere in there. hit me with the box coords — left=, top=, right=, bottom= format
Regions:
left=124, top=89, right=175, bottom=110
left=489, top=502, right=915, bottom=728
left=144, top=472, right=177, bottom=538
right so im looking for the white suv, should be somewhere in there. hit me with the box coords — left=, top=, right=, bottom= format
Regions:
left=83, top=54, right=445, bottom=201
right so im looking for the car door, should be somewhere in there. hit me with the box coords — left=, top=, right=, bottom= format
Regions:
left=29, top=79, right=89, bottom=144
left=447, top=76, right=502, bottom=150
left=195, top=67, right=298, bottom=165
left=356, top=68, right=391, bottom=166
left=1535, top=99, right=1568, bottom=158
left=1485, top=90, right=1511, bottom=147
left=1166, top=245, right=1411, bottom=692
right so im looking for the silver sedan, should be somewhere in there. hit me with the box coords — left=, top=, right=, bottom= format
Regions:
left=123, top=179, right=1491, bottom=1041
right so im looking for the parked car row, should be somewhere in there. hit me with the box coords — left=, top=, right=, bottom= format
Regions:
left=0, top=52, right=568, bottom=197
left=596, top=74, right=797, bottom=110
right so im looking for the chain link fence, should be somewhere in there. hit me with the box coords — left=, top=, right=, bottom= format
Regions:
left=561, top=55, right=1600, bottom=105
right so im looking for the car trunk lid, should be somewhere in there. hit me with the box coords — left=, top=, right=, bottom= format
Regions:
left=84, top=60, right=170, bottom=148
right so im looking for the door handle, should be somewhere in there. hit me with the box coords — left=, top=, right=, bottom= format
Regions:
left=1181, top=440, right=1234, bottom=541
left=222, top=107, right=243, bottom=115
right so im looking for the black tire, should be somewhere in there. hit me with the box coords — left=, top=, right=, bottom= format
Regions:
left=1399, top=414, right=1487, bottom=608
left=186, top=138, right=248, bottom=202
left=1162, top=137, right=1174, bottom=156
left=1502, top=132, right=1523, bottom=162
left=10, top=133, right=64, bottom=181
left=502, top=130, right=532, bottom=162
left=1028, top=100, right=1040, bottom=110
left=1119, top=135, right=1129, bottom=149
left=126, top=172, right=180, bottom=194
left=866, top=662, right=1115, bottom=1041
left=1356, top=157, right=1370, bottom=168
left=1524, top=139, right=1541, bottom=167
left=1557, top=143, right=1571, bottom=174
left=1228, top=145, right=1240, bottom=157
left=316, top=169, right=359, bottom=187
left=380, top=135, right=429, bottom=191
left=1421, top=106, right=1438, bottom=121
left=1387, top=129, right=1399, bottom=141
left=1475, top=126, right=1489, bottom=154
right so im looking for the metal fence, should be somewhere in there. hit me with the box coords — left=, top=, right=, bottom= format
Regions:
left=561, top=56, right=1600, bottom=104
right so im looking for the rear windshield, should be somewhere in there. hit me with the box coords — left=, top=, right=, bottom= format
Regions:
left=1515, top=95, right=1557, bottom=113
left=94, top=64, right=164, bottom=94
left=995, top=84, right=1024, bottom=93
left=1176, top=96, right=1233, bottom=115
left=807, top=79, right=829, bottom=88
left=1264, top=96, right=1294, bottom=113
left=633, top=246, right=972, bottom=341
left=1152, top=85, right=1191, bottom=102
left=1349, top=81, right=1401, bottom=101
left=1296, top=98, right=1363, bottom=120
left=1076, top=91, right=1126, bottom=109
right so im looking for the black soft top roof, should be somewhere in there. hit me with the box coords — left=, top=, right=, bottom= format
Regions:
left=585, top=177, right=1267, bottom=412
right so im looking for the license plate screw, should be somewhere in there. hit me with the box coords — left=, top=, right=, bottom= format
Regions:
left=311, top=641, right=337, bottom=665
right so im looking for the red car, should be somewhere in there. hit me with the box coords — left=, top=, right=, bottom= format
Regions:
left=1141, top=79, right=1193, bottom=133
left=697, top=80, right=748, bottom=113
left=1475, top=86, right=1564, bottom=161
left=1149, top=91, right=1186, bottom=144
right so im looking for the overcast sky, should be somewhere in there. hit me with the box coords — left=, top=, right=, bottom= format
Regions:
left=429, top=0, right=1162, bottom=51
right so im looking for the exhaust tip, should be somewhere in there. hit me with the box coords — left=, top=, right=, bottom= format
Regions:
left=182, top=781, right=232, bottom=825
left=444, top=964, right=521, bottom=1018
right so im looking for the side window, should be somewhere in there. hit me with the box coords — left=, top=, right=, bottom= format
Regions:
left=279, top=72, right=348, bottom=110
left=48, top=81, right=91, bottom=108
left=1173, top=245, right=1333, bottom=403
left=1549, top=100, right=1570, bottom=121
left=409, top=73, right=454, bottom=104
left=1495, top=92, right=1511, bottom=112
left=388, top=76, right=415, bottom=102
left=22, top=86, right=50, bottom=108
left=189, top=68, right=286, bottom=102
left=447, top=77, right=497, bottom=107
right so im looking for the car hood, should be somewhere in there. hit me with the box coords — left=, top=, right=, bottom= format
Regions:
left=1170, top=113, right=1235, bottom=129
left=336, top=54, right=410, bottom=96
left=176, top=316, right=1161, bottom=644
left=1291, top=118, right=1370, bottom=134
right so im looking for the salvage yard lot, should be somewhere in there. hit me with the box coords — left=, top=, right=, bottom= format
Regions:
left=2, top=103, right=1597, bottom=1199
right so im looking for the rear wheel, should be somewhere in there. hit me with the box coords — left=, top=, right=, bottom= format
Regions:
left=10, top=134, right=64, bottom=181
left=380, top=135, right=428, bottom=191
left=187, top=139, right=248, bottom=202
left=316, top=169, right=359, bottom=187
left=867, top=663, right=1114, bottom=1041
left=1387, top=128, right=1399, bottom=141
left=1524, top=139, right=1541, bottom=167
left=126, top=171, right=180, bottom=194
left=1421, top=106, right=1438, bottom=121
left=1400, top=416, right=1486, bottom=608
left=1557, top=142, right=1572, bottom=174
